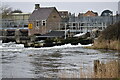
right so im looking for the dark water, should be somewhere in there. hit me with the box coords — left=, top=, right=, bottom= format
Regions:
left=0, top=42, right=120, bottom=78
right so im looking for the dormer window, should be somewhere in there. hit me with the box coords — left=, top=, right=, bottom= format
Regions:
left=42, top=20, right=46, bottom=26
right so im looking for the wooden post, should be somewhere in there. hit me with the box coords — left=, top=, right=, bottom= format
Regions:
left=94, top=60, right=100, bottom=76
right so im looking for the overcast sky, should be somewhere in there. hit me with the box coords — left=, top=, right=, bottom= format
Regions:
left=2, top=2, right=119, bottom=16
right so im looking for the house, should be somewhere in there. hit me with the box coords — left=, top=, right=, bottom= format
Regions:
left=83, top=10, right=98, bottom=16
left=28, top=4, right=61, bottom=36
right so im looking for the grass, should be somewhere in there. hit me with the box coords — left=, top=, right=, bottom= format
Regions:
left=57, top=60, right=120, bottom=78
left=85, top=40, right=120, bottom=51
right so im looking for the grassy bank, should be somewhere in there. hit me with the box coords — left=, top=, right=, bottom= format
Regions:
left=87, top=39, right=120, bottom=51
left=87, top=21, right=120, bottom=51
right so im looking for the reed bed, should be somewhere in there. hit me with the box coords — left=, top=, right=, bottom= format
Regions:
left=57, top=60, right=120, bottom=78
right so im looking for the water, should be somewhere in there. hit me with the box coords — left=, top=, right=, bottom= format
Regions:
left=0, top=41, right=119, bottom=78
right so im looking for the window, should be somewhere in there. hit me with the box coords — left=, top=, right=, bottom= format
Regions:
left=42, top=20, right=46, bottom=26
left=36, top=21, right=39, bottom=27
left=73, top=23, right=76, bottom=26
left=53, top=15, right=56, bottom=18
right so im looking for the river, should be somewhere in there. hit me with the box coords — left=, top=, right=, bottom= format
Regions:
left=0, top=41, right=120, bottom=78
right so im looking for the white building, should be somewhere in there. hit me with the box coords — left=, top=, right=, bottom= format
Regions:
left=2, top=13, right=31, bottom=28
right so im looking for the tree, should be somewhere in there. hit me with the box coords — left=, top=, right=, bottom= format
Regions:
left=100, top=21, right=120, bottom=40
left=11, top=9, right=23, bottom=13
left=101, top=10, right=113, bottom=16
left=0, top=4, right=12, bottom=18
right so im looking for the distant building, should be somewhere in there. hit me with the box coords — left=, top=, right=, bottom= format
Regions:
left=59, top=11, right=69, bottom=22
left=2, top=13, right=31, bottom=28
left=59, top=11, right=69, bottom=19
left=69, top=13, right=75, bottom=22
left=28, top=4, right=61, bottom=36
left=63, top=10, right=116, bottom=37
left=11, top=13, right=30, bottom=27
left=78, top=13, right=84, bottom=17
left=83, top=11, right=98, bottom=16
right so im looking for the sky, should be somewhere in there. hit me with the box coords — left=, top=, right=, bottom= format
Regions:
left=1, top=0, right=120, bottom=2
left=1, top=1, right=119, bottom=16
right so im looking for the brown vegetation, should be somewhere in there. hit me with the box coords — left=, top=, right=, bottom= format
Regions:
left=89, top=21, right=120, bottom=51
left=89, top=39, right=120, bottom=51
left=93, top=60, right=120, bottom=78
left=58, top=60, right=120, bottom=78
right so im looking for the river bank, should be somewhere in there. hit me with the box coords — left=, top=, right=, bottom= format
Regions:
left=86, top=39, right=120, bottom=51
left=86, top=21, right=120, bottom=51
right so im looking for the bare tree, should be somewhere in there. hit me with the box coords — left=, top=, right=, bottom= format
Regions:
left=0, top=4, right=12, bottom=18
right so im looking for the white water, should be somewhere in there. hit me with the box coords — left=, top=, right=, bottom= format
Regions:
left=0, top=41, right=92, bottom=51
left=26, top=43, right=93, bottom=50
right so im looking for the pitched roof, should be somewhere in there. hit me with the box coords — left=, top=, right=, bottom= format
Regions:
left=83, top=10, right=98, bottom=16
left=29, top=7, right=55, bottom=21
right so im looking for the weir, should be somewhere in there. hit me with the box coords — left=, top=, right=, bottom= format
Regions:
left=0, top=27, right=29, bottom=43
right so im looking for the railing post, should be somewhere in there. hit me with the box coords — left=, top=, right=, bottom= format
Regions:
left=64, top=23, right=67, bottom=39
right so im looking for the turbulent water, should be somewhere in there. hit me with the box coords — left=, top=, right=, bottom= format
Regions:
left=0, top=41, right=119, bottom=78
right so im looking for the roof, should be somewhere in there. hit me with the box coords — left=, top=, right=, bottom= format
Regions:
left=11, top=13, right=31, bottom=15
left=83, top=10, right=98, bottom=16
left=29, top=7, right=55, bottom=21
left=36, top=31, right=65, bottom=37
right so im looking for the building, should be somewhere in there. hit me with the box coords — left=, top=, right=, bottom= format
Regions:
left=2, top=13, right=31, bottom=28
left=59, top=11, right=69, bottom=22
left=28, top=4, right=61, bottom=36
left=69, top=13, right=76, bottom=22
left=11, top=13, right=30, bottom=27
left=59, top=11, right=69, bottom=19
left=60, top=10, right=116, bottom=37
left=83, top=10, right=98, bottom=17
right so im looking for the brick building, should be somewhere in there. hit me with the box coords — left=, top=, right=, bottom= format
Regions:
left=28, top=4, right=61, bottom=36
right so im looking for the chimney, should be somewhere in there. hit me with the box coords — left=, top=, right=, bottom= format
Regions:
left=35, top=4, right=40, bottom=10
